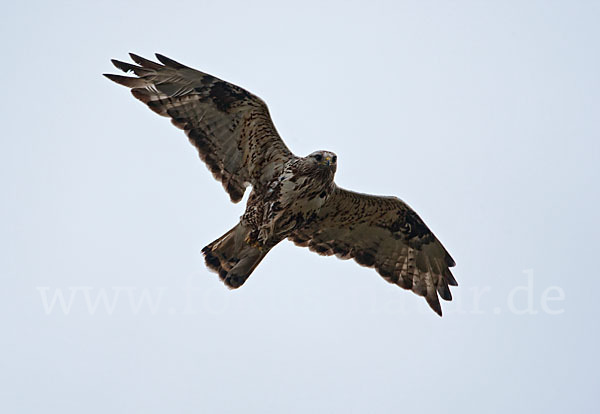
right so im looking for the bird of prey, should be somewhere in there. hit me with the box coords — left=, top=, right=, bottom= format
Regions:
left=104, top=53, right=457, bottom=316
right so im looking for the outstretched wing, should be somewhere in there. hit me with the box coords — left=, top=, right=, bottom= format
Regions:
left=289, top=187, right=457, bottom=316
left=104, top=53, right=293, bottom=202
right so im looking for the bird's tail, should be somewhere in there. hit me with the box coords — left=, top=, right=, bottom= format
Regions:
left=202, top=223, right=268, bottom=288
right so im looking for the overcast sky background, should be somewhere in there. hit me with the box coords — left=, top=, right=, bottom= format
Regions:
left=2, top=1, right=599, bottom=413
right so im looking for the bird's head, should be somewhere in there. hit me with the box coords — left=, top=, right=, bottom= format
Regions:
left=307, top=150, right=337, bottom=172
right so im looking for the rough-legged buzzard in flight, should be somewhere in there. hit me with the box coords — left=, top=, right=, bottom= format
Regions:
left=104, top=53, right=457, bottom=316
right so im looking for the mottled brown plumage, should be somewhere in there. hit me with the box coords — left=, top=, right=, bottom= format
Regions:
left=104, top=53, right=457, bottom=316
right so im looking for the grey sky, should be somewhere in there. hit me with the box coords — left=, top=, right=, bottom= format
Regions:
left=1, top=1, right=599, bottom=413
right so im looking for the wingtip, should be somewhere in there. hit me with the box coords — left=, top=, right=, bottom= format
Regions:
left=445, top=267, right=458, bottom=287
left=446, top=251, right=456, bottom=268
left=431, top=301, right=443, bottom=317
left=103, top=73, right=145, bottom=87
left=155, top=53, right=186, bottom=69
left=425, top=291, right=443, bottom=317
left=103, top=73, right=118, bottom=81
left=128, top=52, right=162, bottom=69
left=110, top=59, right=131, bottom=73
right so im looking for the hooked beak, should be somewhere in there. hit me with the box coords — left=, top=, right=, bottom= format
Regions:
left=325, top=156, right=331, bottom=166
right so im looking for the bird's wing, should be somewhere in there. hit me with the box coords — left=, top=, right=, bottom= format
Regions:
left=289, top=187, right=457, bottom=316
left=104, top=53, right=294, bottom=203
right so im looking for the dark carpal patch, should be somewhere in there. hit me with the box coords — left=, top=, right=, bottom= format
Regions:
left=402, top=209, right=431, bottom=240
left=206, top=82, right=252, bottom=112
left=389, top=209, right=432, bottom=242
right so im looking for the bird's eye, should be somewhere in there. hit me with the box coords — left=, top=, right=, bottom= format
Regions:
left=332, top=156, right=337, bottom=163
left=314, top=154, right=323, bottom=162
